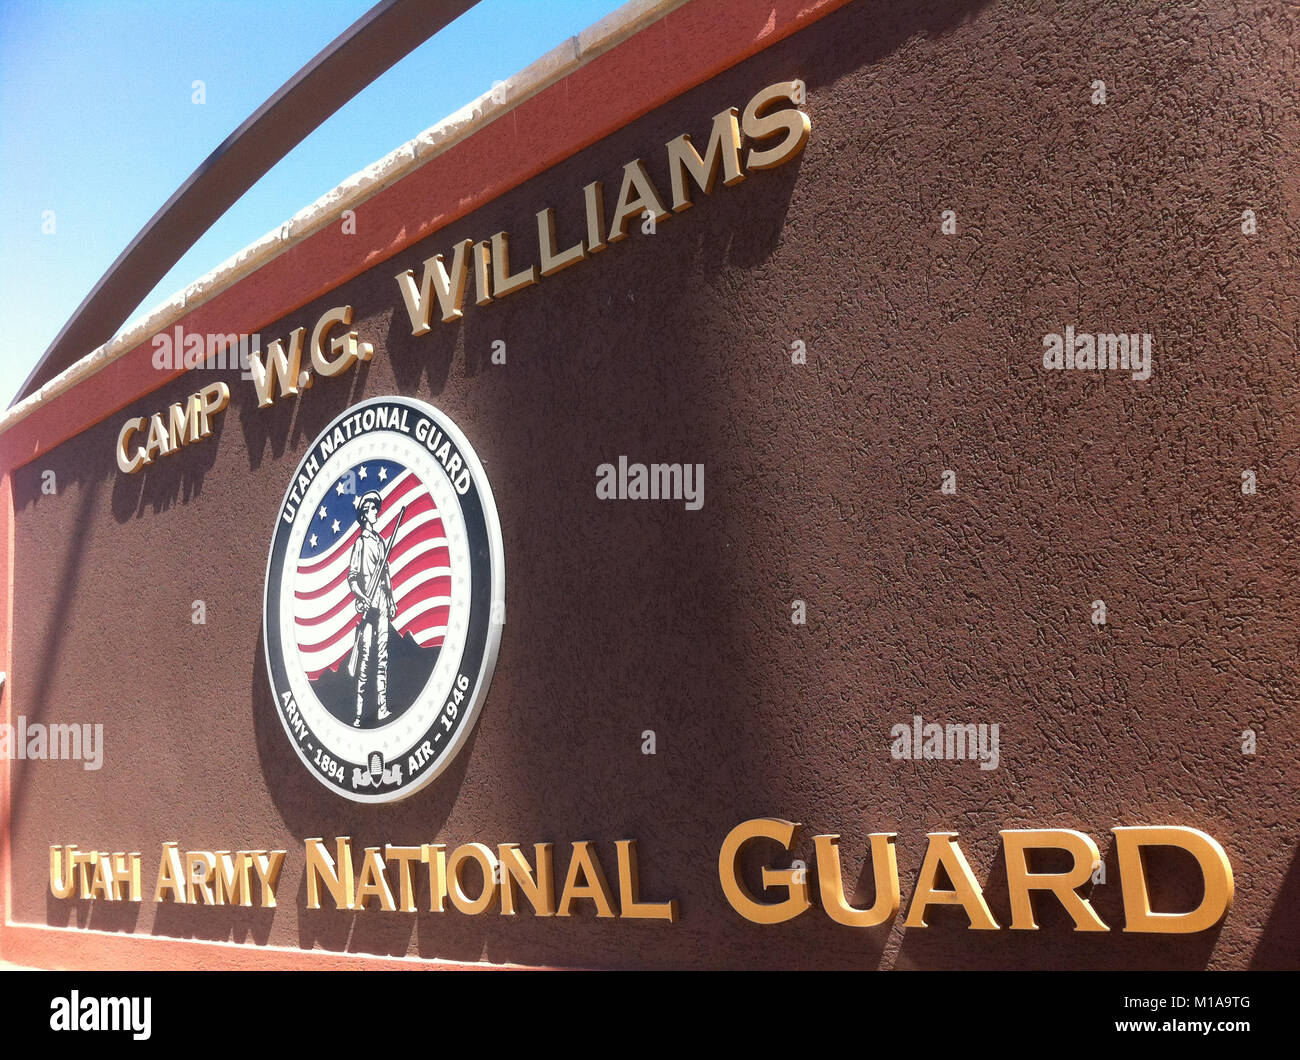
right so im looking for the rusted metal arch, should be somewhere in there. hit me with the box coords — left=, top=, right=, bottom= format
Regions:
left=16, top=0, right=479, bottom=405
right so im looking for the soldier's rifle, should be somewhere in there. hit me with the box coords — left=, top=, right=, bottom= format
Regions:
left=346, top=505, right=406, bottom=679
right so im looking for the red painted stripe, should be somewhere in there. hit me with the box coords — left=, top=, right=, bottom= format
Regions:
left=293, top=512, right=440, bottom=603
left=297, top=518, right=440, bottom=595
left=294, top=587, right=360, bottom=630
left=393, top=578, right=453, bottom=615
left=298, top=582, right=450, bottom=673
left=387, top=525, right=448, bottom=568
left=298, top=608, right=361, bottom=652
left=294, top=567, right=450, bottom=649
left=391, top=563, right=451, bottom=596
left=295, top=578, right=349, bottom=604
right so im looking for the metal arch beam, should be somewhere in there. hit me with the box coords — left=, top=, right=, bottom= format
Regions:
left=15, top=0, right=480, bottom=405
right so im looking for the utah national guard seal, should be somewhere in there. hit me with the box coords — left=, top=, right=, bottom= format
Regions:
left=262, top=396, right=504, bottom=802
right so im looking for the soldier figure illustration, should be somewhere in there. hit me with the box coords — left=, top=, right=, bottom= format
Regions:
left=347, top=490, right=397, bottom=726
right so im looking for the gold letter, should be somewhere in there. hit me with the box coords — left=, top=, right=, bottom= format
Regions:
left=557, top=841, right=617, bottom=917
left=49, top=845, right=77, bottom=899
left=248, top=328, right=307, bottom=408
left=115, top=418, right=146, bottom=474
left=1113, top=826, right=1233, bottom=933
left=813, top=833, right=899, bottom=927
left=385, top=845, right=425, bottom=913
left=583, top=180, right=606, bottom=253
left=472, top=241, right=493, bottom=306
left=490, top=231, right=538, bottom=299
left=154, top=842, right=186, bottom=903
left=423, top=843, right=448, bottom=912
left=395, top=241, right=473, bottom=333
left=105, top=852, right=142, bottom=902
left=447, top=843, right=499, bottom=915
left=741, top=81, right=811, bottom=171
left=305, top=837, right=353, bottom=910
left=1001, top=829, right=1108, bottom=931
left=212, top=852, right=254, bottom=907
left=904, top=833, right=999, bottom=930
left=311, top=305, right=367, bottom=378
left=71, top=849, right=98, bottom=899
left=353, top=847, right=397, bottom=912
left=498, top=843, right=556, bottom=916
left=718, top=818, right=811, bottom=925
left=143, top=413, right=171, bottom=462
left=607, top=160, right=670, bottom=243
left=536, top=208, right=586, bottom=277
left=87, top=855, right=112, bottom=900
left=666, top=107, right=744, bottom=212
left=184, top=850, right=217, bottom=904
left=197, top=381, right=230, bottom=438
left=616, top=840, right=677, bottom=922
left=167, top=394, right=204, bottom=449
left=252, top=851, right=286, bottom=908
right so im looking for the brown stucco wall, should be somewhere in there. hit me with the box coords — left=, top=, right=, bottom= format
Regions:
left=5, top=0, right=1298, bottom=969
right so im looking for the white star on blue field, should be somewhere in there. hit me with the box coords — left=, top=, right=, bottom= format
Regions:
left=301, top=459, right=405, bottom=560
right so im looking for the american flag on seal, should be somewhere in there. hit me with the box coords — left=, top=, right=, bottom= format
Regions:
left=292, top=458, right=451, bottom=680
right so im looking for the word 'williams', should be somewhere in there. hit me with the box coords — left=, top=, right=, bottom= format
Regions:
left=394, top=81, right=809, bottom=333
left=596, top=457, right=704, bottom=510
left=1042, top=326, right=1153, bottom=380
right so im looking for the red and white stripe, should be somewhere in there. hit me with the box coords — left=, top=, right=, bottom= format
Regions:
left=293, top=470, right=451, bottom=679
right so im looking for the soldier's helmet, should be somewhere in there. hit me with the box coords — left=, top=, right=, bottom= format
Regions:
left=357, top=490, right=383, bottom=522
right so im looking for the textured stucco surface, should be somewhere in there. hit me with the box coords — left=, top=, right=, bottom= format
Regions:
left=6, top=0, right=1299, bottom=969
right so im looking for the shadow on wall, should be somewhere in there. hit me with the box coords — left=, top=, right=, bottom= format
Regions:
left=790, top=0, right=992, bottom=91
left=1251, top=842, right=1300, bottom=969
left=5, top=363, right=238, bottom=845
left=150, top=898, right=276, bottom=947
left=236, top=343, right=375, bottom=475
left=45, top=888, right=141, bottom=935
left=108, top=409, right=226, bottom=521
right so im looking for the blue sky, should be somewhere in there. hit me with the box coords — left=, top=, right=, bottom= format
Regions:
left=0, top=0, right=626, bottom=407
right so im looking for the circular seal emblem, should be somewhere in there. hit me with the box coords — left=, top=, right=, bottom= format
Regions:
left=262, top=396, right=504, bottom=802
